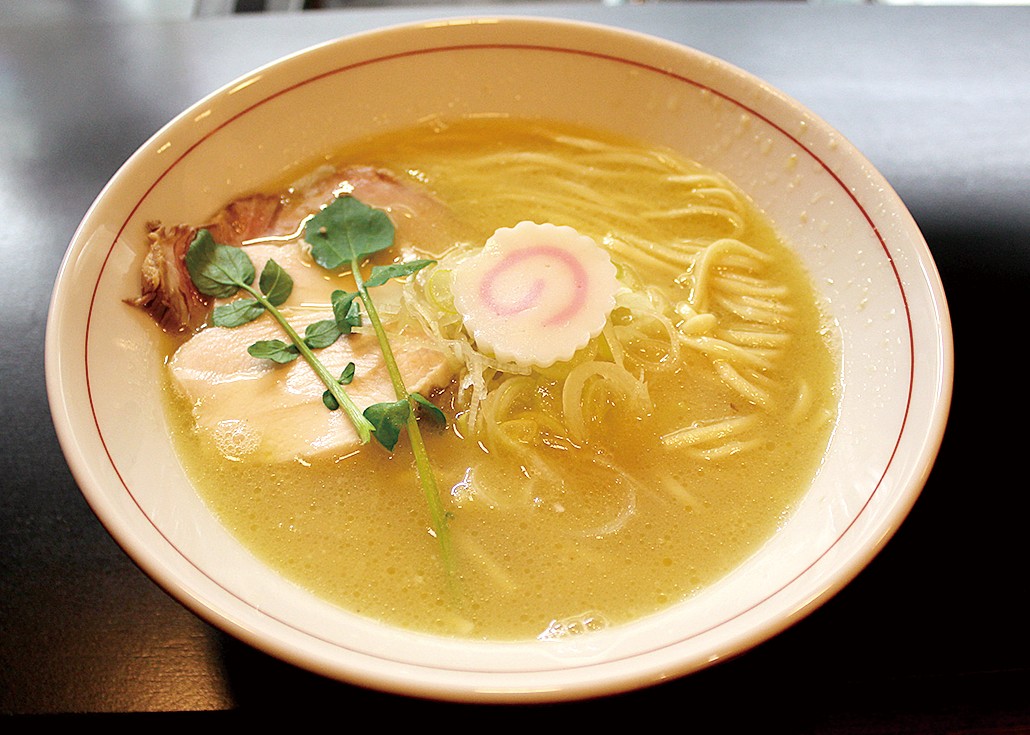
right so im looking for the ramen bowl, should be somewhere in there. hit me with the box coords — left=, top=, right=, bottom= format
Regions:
left=45, top=16, right=952, bottom=703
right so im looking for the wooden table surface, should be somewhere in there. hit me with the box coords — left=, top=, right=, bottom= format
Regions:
left=1, top=2, right=1028, bottom=729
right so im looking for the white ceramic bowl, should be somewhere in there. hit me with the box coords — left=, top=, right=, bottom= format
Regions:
left=45, top=16, right=953, bottom=703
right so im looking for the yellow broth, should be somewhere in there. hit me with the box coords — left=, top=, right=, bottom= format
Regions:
left=165, top=118, right=839, bottom=640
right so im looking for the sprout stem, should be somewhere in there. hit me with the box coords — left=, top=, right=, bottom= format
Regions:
left=351, top=260, right=457, bottom=583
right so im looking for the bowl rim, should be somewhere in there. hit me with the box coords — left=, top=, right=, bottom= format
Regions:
left=45, top=14, right=954, bottom=703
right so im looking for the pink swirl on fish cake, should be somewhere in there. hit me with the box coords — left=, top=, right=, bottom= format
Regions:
left=478, top=245, right=587, bottom=326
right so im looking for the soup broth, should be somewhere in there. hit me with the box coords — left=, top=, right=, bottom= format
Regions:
left=165, top=118, right=839, bottom=640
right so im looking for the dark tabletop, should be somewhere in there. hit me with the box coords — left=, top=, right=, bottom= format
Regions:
left=2, top=2, right=1028, bottom=728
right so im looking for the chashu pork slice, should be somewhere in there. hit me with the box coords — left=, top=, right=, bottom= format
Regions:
left=236, top=238, right=341, bottom=307
left=130, top=164, right=468, bottom=334
left=169, top=308, right=456, bottom=463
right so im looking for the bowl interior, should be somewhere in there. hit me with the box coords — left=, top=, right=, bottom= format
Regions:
left=45, top=16, right=952, bottom=702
